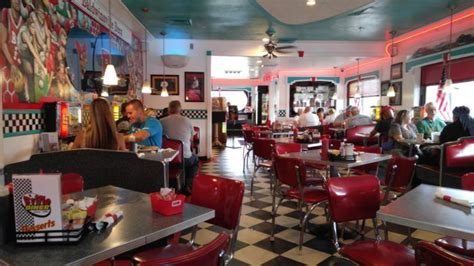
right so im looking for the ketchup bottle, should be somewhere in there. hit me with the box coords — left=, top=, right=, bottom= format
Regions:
left=321, top=136, right=329, bottom=160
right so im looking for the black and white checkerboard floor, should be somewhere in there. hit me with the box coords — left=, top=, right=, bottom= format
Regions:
left=196, top=139, right=443, bottom=265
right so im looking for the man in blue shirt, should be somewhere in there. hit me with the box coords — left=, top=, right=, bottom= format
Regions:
left=124, top=99, right=163, bottom=147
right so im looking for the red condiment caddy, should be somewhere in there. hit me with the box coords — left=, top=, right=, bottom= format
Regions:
left=150, top=192, right=185, bottom=216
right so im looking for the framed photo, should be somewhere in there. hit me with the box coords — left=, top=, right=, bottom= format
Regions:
left=380, top=80, right=390, bottom=97
left=389, top=81, right=402, bottom=106
left=109, top=74, right=129, bottom=95
left=151, top=75, right=179, bottom=95
left=390, top=62, right=403, bottom=80
left=185, top=72, right=205, bottom=102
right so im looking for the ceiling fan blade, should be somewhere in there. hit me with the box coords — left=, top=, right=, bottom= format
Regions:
left=275, top=50, right=292, bottom=54
left=272, top=53, right=278, bottom=58
left=262, top=54, right=268, bottom=58
left=276, top=45, right=296, bottom=50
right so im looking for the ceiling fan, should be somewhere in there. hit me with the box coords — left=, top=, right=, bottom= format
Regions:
left=262, top=30, right=296, bottom=59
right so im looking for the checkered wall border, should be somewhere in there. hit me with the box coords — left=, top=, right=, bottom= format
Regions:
left=3, top=110, right=44, bottom=137
left=278, top=109, right=287, bottom=117
left=155, top=109, right=207, bottom=120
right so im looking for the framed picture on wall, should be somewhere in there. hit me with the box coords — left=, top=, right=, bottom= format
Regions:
left=151, top=75, right=179, bottom=95
left=185, top=72, right=205, bottom=102
left=381, top=80, right=390, bottom=97
left=390, top=62, right=403, bottom=80
left=389, top=81, right=402, bottom=106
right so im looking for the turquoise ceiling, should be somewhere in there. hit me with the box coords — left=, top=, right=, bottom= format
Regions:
left=122, top=0, right=474, bottom=41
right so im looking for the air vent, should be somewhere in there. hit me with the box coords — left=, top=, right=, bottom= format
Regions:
left=167, top=17, right=193, bottom=26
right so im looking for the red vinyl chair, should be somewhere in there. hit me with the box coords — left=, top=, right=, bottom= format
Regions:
left=435, top=173, right=474, bottom=257
left=242, top=129, right=256, bottom=173
left=61, top=173, right=84, bottom=194
left=326, top=175, right=416, bottom=266
left=271, top=155, right=328, bottom=250
left=251, top=138, right=276, bottom=197
left=351, top=146, right=383, bottom=175
left=273, top=143, right=302, bottom=155
left=191, top=126, right=200, bottom=155
left=138, top=233, right=230, bottom=266
left=416, top=241, right=474, bottom=266
left=162, top=137, right=185, bottom=191
left=133, top=175, right=245, bottom=264
left=380, top=156, right=417, bottom=203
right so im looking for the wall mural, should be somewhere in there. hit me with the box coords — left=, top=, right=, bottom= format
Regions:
left=0, top=0, right=142, bottom=109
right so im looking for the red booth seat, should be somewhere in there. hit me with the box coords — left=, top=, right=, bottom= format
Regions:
left=346, top=124, right=377, bottom=146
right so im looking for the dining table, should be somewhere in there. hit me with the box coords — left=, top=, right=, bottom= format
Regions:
left=355, top=132, right=379, bottom=146
left=281, top=149, right=392, bottom=177
left=139, top=149, right=179, bottom=187
left=0, top=186, right=214, bottom=266
left=377, top=184, right=474, bottom=241
left=273, top=137, right=322, bottom=150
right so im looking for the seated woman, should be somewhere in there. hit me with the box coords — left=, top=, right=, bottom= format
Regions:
left=72, top=98, right=126, bottom=150
left=440, top=106, right=472, bottom=143
left=387, top=109, right=419, bottom=155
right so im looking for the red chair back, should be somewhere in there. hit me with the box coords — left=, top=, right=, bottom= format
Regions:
left=352, top=146, right=382, bottom=173
left=242, top=129, right=256, bottom=144
left=139, top=233, right=230, bottom=266
left=253, top=138, right=276, bottom=161
left=445, top=137, right=474, bottom=168
left=346, top=125, right=377, bottom=145
left=242, top=124, right=252, bottom=130
left=273, top=155, right=307, bottom=188
left=61, top=173, right=84, bottom=194
left=193, top=126, right=200, bottom=143
left=162, top=137, right=184, bottom=164
left=191, top=175, right=245, bottom=230
left=327, top=175, right=380, bottom=223
left=415, top=241, right=474, bottom=266
left=384, top=156, right=417, bottom=191
left=462, top=173, right=474, bottom=191
left=274, top=143, right=302, bottom=155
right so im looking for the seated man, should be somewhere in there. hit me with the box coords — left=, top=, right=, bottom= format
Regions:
left=116, top=102, right=131, bottom=134
left=160, top=100, right=199, bottom=194
left=370, top=105, right=394, bottom=139
left=124, top=99, right=163, bottom=148
left=439, top=106, right=471, bottom=144
left=416, top=102, right=446, bottom=139
left=345, top=106, right=372, bottom=128
left=298, top=106, right=320, bottom=127
left=333, top=105, right=352, bottom=127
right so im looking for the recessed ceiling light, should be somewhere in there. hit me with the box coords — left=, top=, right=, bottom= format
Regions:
left=262, top=38, right=269, bottom=42
left=306, top=0, right=316, bottom=6
left=256, top=60, right=262, bottom=63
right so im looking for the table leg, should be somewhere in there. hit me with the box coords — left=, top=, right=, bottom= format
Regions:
left=164, top=161, right=169, bottom=188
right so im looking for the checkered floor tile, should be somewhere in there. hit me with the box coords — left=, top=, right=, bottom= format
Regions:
left=195, top=138, right=443, bottom=265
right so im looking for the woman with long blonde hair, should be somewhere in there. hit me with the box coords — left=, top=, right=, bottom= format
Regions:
left=72, top=98, right=126, bottom=150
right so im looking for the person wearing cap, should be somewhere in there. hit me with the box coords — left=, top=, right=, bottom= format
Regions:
left=416, top=102, right=446, bottom=139
left=370, top=105, right=394, bottom=138
left=333, top=105, right=352, bottom=127
left=439, top=106, right=472, bottom=144
left=345, top=106, right=372, bottom=128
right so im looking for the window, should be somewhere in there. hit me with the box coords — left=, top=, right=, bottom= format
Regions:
left=347, top=78, right=380, bottom=116
left=211, top=90, right=249, bottom=111
left=424, top=80, right=474, bottom=119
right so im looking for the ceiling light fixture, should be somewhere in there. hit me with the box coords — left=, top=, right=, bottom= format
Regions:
left=387, top=31, right=397, bottom=98
left=444, top=5, right=455, bottom=92
left=354, top=58, right=361, bottom=98
left=141, top=7, right=152, bottom=94
left=306, top=0, right=316, bottom=6
left=160, top=31, right=169, bottom=97
left=102, top=0, right=118, bottom=86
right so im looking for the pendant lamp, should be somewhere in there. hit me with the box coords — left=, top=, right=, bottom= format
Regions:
left=387, top=31, right=396, bottom=98
left=102, top=0, right=118, bottom=86
left=444, top=6, right=455, bottom=92
left=160, top=31, right=169, bottom=97
left=354, top=59, right=361, bottom=98
left=141, top=7, right=152, bottom=94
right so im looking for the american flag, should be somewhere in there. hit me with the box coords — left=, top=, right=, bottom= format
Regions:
left=435, top=53, right=451, bottom=121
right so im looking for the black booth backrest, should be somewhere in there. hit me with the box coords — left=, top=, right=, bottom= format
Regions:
left=4, top=149, right=165, bottom=193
